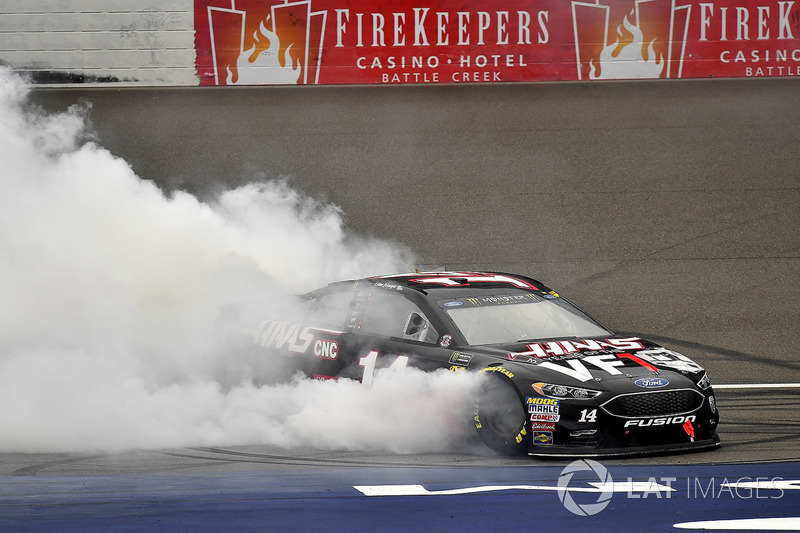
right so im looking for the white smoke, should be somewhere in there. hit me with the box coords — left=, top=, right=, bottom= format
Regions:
left=0, top=68, right=483, bottom=453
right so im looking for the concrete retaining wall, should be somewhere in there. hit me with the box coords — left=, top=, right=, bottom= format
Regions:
left=0, top=0, right=195, bottom=85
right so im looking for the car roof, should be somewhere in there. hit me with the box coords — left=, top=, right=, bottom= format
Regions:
left=366, top=271, right=545, bottom=292
left=311, top=271, right=552, bottom=299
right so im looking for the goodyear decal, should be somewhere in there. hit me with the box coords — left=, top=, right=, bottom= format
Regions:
left=515, top=426, right=528, bottom=444
left=481, top=366, right=514, bottom=379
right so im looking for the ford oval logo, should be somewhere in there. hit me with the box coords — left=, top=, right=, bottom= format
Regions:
left=635, top=377, right=669, bottom=388
left=444, top=301, right=463, bottom=307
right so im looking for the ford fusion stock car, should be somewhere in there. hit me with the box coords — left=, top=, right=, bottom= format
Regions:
left=226, top=271, right=719, bottom=457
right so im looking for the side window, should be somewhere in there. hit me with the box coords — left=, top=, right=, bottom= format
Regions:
left=306, top=290, right=354, bottom=329
left=358, top=291, right=439, bottom=343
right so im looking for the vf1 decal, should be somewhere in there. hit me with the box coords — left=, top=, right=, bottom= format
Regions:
left=536, top=353, right=658, bottom=382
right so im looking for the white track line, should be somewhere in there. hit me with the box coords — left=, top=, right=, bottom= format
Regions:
left=674, top=517, right=800, bottom=530
left=714, top=383, right=800, bottom=389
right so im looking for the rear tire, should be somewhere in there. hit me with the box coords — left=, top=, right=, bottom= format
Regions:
left=473, top=375, right=528, bottom=455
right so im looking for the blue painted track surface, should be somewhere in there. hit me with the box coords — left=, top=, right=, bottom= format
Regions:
left=2, top=463, right=800, bottom=532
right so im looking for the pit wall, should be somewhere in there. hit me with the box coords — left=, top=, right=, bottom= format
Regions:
left=4, top=0, right=800, bottom=86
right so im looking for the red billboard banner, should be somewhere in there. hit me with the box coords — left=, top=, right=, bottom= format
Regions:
left=194, top=0, right=800, bottom=84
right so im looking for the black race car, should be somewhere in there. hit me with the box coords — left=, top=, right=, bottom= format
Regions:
left=224, top=271, right=719, bottom=457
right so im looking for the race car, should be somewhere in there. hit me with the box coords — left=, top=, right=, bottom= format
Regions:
left=223, top=271, right=720, bottom=457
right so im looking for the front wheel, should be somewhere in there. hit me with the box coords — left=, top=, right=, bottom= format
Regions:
left=473, top=375, right=528, bottom=455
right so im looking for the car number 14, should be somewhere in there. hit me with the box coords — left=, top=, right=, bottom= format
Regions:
left=358, top=350, right=409, bottom=387
left=579, top=408, right=598, bottom=423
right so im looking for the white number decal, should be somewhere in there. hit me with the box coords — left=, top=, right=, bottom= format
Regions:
left=358, top=351, right=409, bottom=386
left=389, top=355, right=409, bottom=371
left=359, top=350, right=378, bottom=386
left=578, top=408, right=598, bottom=423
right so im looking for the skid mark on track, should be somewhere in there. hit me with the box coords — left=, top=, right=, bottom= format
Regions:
left=626, top=333, right=800, bottom=374
left=160, top=447, right=525, bottom=469
left=11, top=455, right=104, bottom=477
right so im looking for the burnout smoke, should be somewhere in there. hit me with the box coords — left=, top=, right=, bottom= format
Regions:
left=0, top=68, right=482, bottom=453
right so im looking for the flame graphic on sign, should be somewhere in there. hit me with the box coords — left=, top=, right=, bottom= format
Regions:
left=203, top=1, right=327, bottom=86
left=590, top=15, right=665, bottom=79
left=571, top=0, right=690, bottom=80
left=227, top=18, right=301, bottom=85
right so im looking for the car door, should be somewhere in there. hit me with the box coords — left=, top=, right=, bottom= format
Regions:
left=338, top=287, right=451, bottom=385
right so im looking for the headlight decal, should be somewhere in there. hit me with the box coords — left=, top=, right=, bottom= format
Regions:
left=533, top=382, right=602, bottom=399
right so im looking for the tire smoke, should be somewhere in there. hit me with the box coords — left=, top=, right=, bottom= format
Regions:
left=0, top=68, right=483, bottom=454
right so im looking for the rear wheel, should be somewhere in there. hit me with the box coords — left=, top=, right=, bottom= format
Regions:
left=473, top=375, right=528, bottom=455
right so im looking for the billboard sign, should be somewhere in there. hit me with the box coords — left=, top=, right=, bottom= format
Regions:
left=194, top=0, right=800, bottom=84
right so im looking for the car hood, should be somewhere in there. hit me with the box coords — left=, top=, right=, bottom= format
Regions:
left=469, top=335, right=707, bottom=388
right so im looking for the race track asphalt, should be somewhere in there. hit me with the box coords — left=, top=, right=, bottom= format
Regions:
left=15, top=78, right=800, bottom=472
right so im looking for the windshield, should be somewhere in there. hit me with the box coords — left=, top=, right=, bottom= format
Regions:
left=439, top=292, right=611, bottom=346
